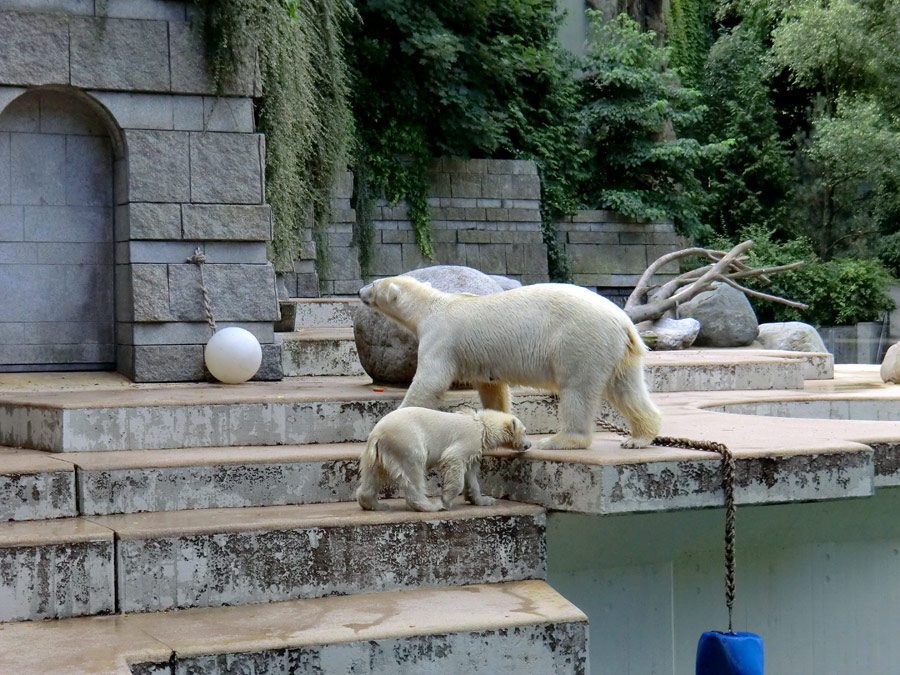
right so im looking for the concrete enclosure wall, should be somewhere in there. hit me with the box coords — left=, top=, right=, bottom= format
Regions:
left=0, top=0, right=280, bottom=382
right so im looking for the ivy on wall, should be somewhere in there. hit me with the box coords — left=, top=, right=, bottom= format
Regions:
left=348, top=0, right=583, bottom=281
left=665, top=0, right=713, bottom=87
left=196, top=0, right=353, bottom=277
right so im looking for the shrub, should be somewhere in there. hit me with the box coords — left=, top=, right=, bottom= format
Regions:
left=723, top=228, right=895, bottom=325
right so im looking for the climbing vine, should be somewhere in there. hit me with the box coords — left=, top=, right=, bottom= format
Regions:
left=348, top=0, right=581, bottom=280
left=196, top=0, right=353, bottom=277
left=665, top=0, right=714, bottom=87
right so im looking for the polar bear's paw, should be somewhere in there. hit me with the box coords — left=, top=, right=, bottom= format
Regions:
left=539, top=433, right=592, bottom=450
left=620, top=435, right=653, bottom=449
left=469, top=495, right=497, bottom=506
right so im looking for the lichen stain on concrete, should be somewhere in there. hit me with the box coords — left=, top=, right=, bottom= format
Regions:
left=118, top=514, right=545, bottom=612
left=164, top=620, right=588, bottom=674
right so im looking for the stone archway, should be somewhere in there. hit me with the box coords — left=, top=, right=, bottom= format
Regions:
left=0, top=88, right=117, bottom=371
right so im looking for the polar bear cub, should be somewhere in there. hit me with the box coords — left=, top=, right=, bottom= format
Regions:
left=356, top=407, right=531, bottom=512
left=358, top=276, right=662, bottom=450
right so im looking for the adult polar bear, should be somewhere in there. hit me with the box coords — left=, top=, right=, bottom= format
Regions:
left=358, top=275, right=662, bottom=449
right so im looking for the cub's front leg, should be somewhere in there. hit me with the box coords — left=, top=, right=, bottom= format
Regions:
left=462, top=462, right=496, bottom=506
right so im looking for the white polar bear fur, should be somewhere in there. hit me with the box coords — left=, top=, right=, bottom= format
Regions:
left=356, top=407, right=531, bottom=512
left=358, top=276, right=662, bottom=449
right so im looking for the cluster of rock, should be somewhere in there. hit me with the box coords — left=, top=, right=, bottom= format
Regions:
left=640, top=281, right=826, bottom=354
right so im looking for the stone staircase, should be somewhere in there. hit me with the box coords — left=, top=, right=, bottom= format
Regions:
left=0, top=341, right=587, bottom=671
left=0, top=302, right=841, bottom=672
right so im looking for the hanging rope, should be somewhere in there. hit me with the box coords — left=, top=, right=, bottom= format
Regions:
left=596, top=418, right=737, bottom=632
left=186, top=248, right=217, bottom=335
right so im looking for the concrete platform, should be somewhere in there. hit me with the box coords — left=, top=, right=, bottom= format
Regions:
left=0, top=580, right=587, bottom=675
left=0, top=447, right=75, bottom=520
left=0, top=349, right=832, bottom=452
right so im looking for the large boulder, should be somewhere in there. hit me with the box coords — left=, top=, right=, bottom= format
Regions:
left=881, top=343, right=900, bottom=383
left=353, top=266, right=505, bottom=384
left=640, top=317, right=700, bottom=350
left=678, top=282, right=759, bottom=347
left=757, top=322, right=827, bottom=353
left=490, top=274, right=522, bottom=291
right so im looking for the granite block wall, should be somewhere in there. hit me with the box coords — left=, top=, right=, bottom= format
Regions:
left=307, top=159, right=550, bottom=297
left=0, top=1, right=280, bottom=382
left=291, top=159, right=677, bottom=302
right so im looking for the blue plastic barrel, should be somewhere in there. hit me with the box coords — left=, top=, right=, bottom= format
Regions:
left=696, top=631, right=764, bottom=674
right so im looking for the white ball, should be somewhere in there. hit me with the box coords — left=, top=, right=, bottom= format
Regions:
left=204, top=327, right=263, bottom=384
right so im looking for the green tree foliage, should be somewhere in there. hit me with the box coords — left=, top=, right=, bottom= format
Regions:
left=693, top=24, right=794, bottom=239
left=765, top=0, right=900, bottom=258
left=348, top=0, right=585, bottom=280
left=197, top=0, right=353, bottom=276
left=665, top=0, right=714, bottom=87
left=579, top=12, right=729, bottom=240
left=716, top=228, right=895, bottom=325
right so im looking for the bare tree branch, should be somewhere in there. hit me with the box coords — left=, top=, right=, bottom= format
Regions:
left=625, top=240, right=807, bottom=326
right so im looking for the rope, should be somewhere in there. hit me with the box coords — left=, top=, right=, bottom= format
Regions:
left=596, top=419, right=737, bottom=632
left=186, top=248, right=217, bottom=335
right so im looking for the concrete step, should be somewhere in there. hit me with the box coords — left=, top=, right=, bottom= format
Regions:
left=1, top=501, right=544, bottom=621
left=277, top=298, right=359, bottom=331
left=104, top=500, right=542, bottom=615
left=279, top=327, right=365, bottom=376
left=0, top=517, right=114, bottom=621
left=0, top=448, right=76, bottom=520
left=0, top=580, right=587, bottom=674
left=0, top=350, right=832, bottom=453
left=68, top=444, right=364, bottom=515
left=0, top=377, right=562, bottom=452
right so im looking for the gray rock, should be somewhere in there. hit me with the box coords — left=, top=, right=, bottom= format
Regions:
left=757, top=322, right=827, bottom=353
left=0, top=11, right=69, bottom=86
left=641, top=317, right=700, bottom=350
left=354, top=266, right=504, bottom=384
left=881, top=343, right=900, bottom=384
left=678, top=282, right=759, bottom=347
left=490, top=274, right=523, bottom=290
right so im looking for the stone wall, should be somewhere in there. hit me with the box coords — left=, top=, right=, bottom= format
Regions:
left=0, top=0, right=280, bottom=382
left=558, top=211, right=680, bottom=305
left=289, top=159, right=678, bottom=301
left=289, top=159, right=548, bottom=296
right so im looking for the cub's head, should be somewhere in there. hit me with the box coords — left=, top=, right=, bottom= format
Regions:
left=476, top=410, right=531, bottom=452
left=358, top=275, right=440, bottom=331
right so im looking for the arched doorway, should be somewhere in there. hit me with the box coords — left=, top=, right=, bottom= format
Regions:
left=0, top=88, right=117, bottom=371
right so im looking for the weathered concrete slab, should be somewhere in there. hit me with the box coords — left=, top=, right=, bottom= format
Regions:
left=0, top=517, right=114, bottom=621
left=277, top=298, right=359, bottom=330
left=87, top=501, right=545, bottom=613
left=0, top=581, right=586, bottom=675
left=280, top=329, right=364, bottom=377
left=480, top=444, right=873, bottom=514
left=0, top=383, right=561, bottom=451
left=70, top=445, right=364, bottom=514
left=166, top=621, right=587, bottom=674
left=0, top=448, right=75, bottom=520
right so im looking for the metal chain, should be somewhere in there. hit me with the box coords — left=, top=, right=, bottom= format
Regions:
left=186, top=248, right=217, bottom=335
left=597, top=419, right=737, bottom=632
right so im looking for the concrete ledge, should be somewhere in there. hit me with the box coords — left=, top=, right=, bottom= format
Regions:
left=0, top=448, right=75, bottom=520
left=277, top=298, right=359, bottom=330
left=0, top=517, right=114, bottom=621
left=0, top=581, right=586, bottom=675
left=280, top=329, right=364, bottom=377
left=86, top=500, right=546, bottom=613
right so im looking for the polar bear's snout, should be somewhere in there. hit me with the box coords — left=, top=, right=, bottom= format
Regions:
left=358, top=283, right=374, bottom=306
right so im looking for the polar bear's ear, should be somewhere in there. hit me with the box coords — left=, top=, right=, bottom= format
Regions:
left=385, top=282, right=401, bottom=304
